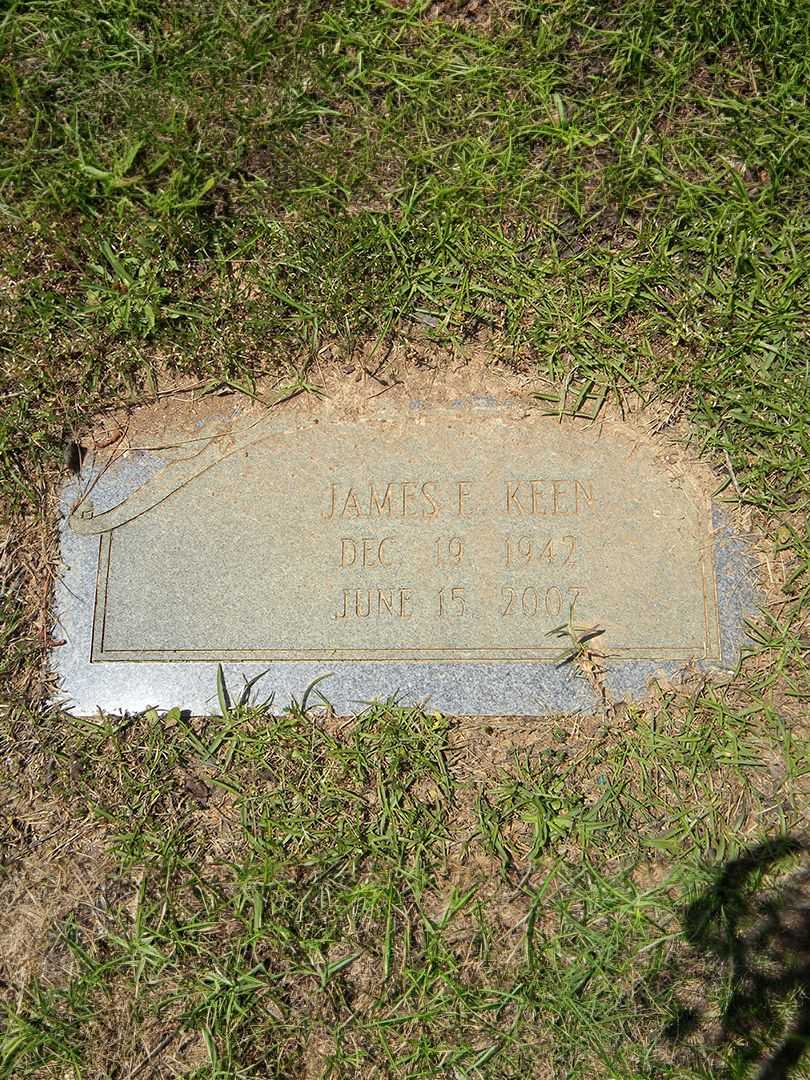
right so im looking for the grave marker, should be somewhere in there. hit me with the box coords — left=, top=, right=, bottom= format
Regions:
left=53, top=400, right=754, bottom=715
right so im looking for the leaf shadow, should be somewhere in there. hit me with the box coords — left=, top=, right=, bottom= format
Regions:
left=667, top=836, right=810, bottom=1079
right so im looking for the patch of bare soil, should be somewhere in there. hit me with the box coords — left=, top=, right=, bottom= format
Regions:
left=0, top=789, right=113, bottom=992
left=426, top=0, right=508, bottom=30
left=389, top=0, right=515, bottom=32
left=2, top=489, right=61, bottom=707
left=448, top=711, right=604, bottom=774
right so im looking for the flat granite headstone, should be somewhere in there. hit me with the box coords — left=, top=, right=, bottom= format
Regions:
left=53, top=398, right=756, bottom=715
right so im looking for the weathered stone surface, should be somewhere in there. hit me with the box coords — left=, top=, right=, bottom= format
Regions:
left=52, top=399, right=756, bottom=715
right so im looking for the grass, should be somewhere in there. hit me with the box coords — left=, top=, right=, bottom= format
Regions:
left=4, top=692, right=810, bottom=1077
left=1, top=0, right=810, bottom=1076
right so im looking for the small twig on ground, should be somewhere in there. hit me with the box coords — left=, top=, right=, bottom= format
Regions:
left=724, top=449, right=742, bottom=498
left=127, top=1026, right=182, bottom=1079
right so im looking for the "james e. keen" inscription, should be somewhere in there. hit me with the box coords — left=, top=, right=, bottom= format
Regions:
left=72, top=411, right=721, bottom=663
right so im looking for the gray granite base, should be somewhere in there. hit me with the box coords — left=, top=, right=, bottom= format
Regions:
left=52, top=452, right=758, bottom=718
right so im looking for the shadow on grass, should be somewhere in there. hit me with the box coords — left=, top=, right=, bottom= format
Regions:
left=668, top=837, right=810, bottom=1079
